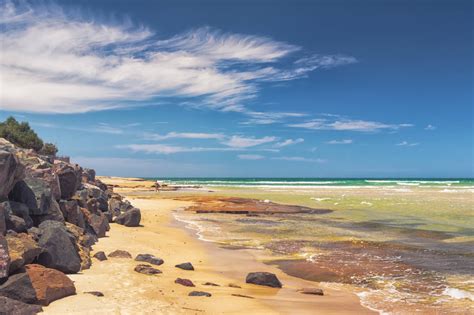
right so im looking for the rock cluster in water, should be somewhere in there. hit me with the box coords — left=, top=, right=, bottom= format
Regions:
left=0, top=138, right=141, bottom=313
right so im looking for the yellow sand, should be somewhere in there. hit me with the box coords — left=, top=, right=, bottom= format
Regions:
left=43, top=177, right=375, bottom=315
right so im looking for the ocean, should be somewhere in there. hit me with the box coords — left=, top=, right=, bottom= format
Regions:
left=148, top=177, right=474, bottom=314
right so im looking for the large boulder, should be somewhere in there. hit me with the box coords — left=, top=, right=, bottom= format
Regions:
left=9, top=177, right=53, bottom=216
left=5, top=215, right=27, bottom=233
left=59, top=200, right=85, bottom=228
left=0, top=150, right=25, bottom=200
left=37, top=220, right=81, bottom=273
left=0, top=204, right=6, bottom=235
left=88, top=212, right=109, bottom=238
left=0, top=296, right=43, bottom=314
left=65, top=223, right=92, bottom=270
left=6, top=233, right=42, bottom=274
left=245, top=272, right=282, bottom=288
left=115, top=208, right=141, bottom=227
left=56, top=164, right=80, bottom=199
left=32, top=199, right=64, bottom=225
left=0, top=235, right=9, bottom=280
left=1, top=201, right=33, bottom=228
left=83, top=168, right=96, bottom=182
left=0, top=272, right=37, bottom=304
left=25, top=264, right=76, bottom=306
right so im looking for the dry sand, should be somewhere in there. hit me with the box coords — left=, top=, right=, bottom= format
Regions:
left=43, top=177, right=375, bottom=315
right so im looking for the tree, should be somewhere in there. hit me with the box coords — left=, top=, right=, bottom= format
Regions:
left=40, top=143, right=58, bottom=156
left=0, top=117, right=44, bottom=151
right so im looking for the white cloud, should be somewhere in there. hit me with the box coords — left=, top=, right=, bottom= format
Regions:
left=223, top=135, right=277, bottom=148
left=274, top=138, right=304, bottom=148
left=425, top=124, right=436, bottom=130
left=0, top=2, right=356, bottom=114
left=116, top=143, right=241, bottom=154
left=238, top=154, right=265, bottom=160
left=326, top=139, right=353, bottom=144
left=242, top=111, right=307, bottom=125
left=272, top=156, right=325, bottom=163
left=288, top=119, right=412, bottom=132
left=396, top=141, right=419, bottom=147
left=144, top=132, right=225, bottom=141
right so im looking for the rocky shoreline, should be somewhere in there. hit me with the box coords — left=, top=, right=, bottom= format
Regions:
left=0, top=138, right=142, bottom=313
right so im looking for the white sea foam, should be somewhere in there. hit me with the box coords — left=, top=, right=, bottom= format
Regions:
left=310, top=197, right=331, bottom=202
left=361, top=201, right=373, bottom=206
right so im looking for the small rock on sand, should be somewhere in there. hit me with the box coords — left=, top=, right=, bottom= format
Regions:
left=135, top=253, right=164, bottom=266
left=93, top=251, right=107, bottom=261
left=175, top=262, right=194, bottom=270
left=175, top=278, right=195, bottom=287
left=246, top=272, right=282, bottom=288
left=85, top=291, right=104, bottom=297
left=134, top=264, right=162, bottom=275
left=232, top=293, right=254, bottom=299
left=108, top=250, right=132, bottom=258
left=297, top=288, right=324, bottom=296
left=228, top=283, right=241, bottom=288
left=203, top=282, right=220, bottom=286
left=188, top=291, right=211, bottom=297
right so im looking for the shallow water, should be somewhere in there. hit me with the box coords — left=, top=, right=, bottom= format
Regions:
left=169, top=182, right=474, bottom=314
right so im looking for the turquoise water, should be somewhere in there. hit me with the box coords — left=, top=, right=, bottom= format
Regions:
left=147, top=177, right=474, bottom=188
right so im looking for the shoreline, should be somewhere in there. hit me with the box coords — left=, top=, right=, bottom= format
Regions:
left=43, top=177, right=375, bottom=314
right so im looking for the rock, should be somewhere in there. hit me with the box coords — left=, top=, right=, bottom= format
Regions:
left=37, top=220, right=81, bottom=273
left=0, top=150, right=25, bottom=200
left=11, top=176, right=54, bottom=216
left=203, top=282, right=220, bottom=286
left=56, top=165, right=79, bottom=199
left=0, top=272, right=37, bottom=304
left=115, top=208, right=141, bottom=227
left=108, top=198, right=122, bottom=217
left=135, top=254, right=164, bottom=266
left=6, top=233, right=42, bottom=274
left=0, top=204, right=6, bottom=235
left=85, top=291, right=103, bottom=297
left=175, top=262, right=194, bottom=271
left=88, top=212, right=109, bottom=238
left=0, top=296, right=43, bottom=315
left=25, top=264, right=76, bottom=306
left=27, top=227, right=41, bottom=241
left=83, top=183, right=102, bottom=199
left=188, top=291, right=211, bottom=297
left=245, top=272, right=282, bottom=288
left=93, top=251, right=107, bottom=261
left=1, top=201, right=33, bottom=228
left=175, top=278, right=195, bottom=287
left=108, top=250, right=132, bottom=258
left=0, top=235, right=9, bottom=280
left=228, top=283, right=241, bottom=288
left=59, top=200, right=85, bottom=228
left=83, top=168, right=96, bottom=182
left=33, top=199, right=64, bottom=225
left=297, top=288, right=324, bottom=296
left=134, top=264, right=162, bottom=275
left=5, top=214, right=27, bottom=233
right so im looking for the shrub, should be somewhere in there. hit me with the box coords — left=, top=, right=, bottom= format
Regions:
left=40, top=143, right=58, bottom=156
left=0, top=116, right=44, bottom=151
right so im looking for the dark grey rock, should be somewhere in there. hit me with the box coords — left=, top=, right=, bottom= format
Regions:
left=0, top=235, right=9, bottom=280
left=0, top=272, right=37, bottom=304
left=59, top=200, right=85, bottom=228
left=175, top=262, right=194, bottom=271
left=115, top=208, right=141, bottom=227
left=85, top=291, right=103, bottom=297
left=135, top=254, right=164, bottom=266
left=175, top=278, right=194, bottom=287
left=57, top=165, right=79, bottom=199
left=245, top=272, right=282, bottom=288
left=0, top=204, right=5, bottom=236
left=37, top=220, right=81, bottom=273
left=298, top=288, right=324, bottom=296
left=0, top=150, right=25, bottom=200
left=1, top=201, right=33, bottom=228
left=83, top=168, right=96, bottom=182
left=188, top=291, right=211, bottom=297
left=5, top=215, right=27, bottom=233
left=93, top=251, right=107, bottom=261
left=108, top=250, right=131, bottom=258
left=134, top=264, right=162, bottom=275
left=0, top=296, right=43, bottom=315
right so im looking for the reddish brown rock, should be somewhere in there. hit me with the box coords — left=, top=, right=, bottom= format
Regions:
left=25, top=264, right=76, bottom=306
left=175, top=278, right=195, bottom=287
left=108, top=250, right=132, bottom=258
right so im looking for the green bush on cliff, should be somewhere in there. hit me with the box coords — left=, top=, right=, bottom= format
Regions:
left=0, top=116, right=44, bottom=152
left=40, top=142, right=58, bottom=156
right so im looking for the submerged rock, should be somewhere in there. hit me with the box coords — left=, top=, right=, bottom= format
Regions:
left=245, top=272, right=282, bottom=288
left=135, top=253, right=164, bottom=266
left=175, top=262, right=194, bottom=271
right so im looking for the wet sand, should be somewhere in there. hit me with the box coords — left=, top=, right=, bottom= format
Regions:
left=43, top=177, right=374, bottom=314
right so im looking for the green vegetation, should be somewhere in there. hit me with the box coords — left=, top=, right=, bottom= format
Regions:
left=0, top=116, right=57, bottom=156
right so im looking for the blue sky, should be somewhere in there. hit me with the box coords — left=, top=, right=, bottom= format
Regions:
left=0, top=0, right=472, bottom=177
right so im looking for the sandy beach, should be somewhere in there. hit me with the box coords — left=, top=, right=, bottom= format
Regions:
left=43, top=177, right=374, bottom=314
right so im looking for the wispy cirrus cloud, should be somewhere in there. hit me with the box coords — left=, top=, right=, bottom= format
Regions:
left=396, top=141, right=419, bottom=147
left=222, top=135, right=277, bottom=148
left=144, top=132, right=225, bottom=141
left=272, top=156, right=325, bottom=163
left=288, top=118, right=412, bottom=132
left=425, top=124, right=436, bottom=130
left=326, top=139, right=353, bottom=144
left=238, top=154, right=265, bottom=160
left=116, top=143, right=241, bottom=154
left=0, top=1, right=356, bottom=115
left=274, top=138, right=304, bottom=148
